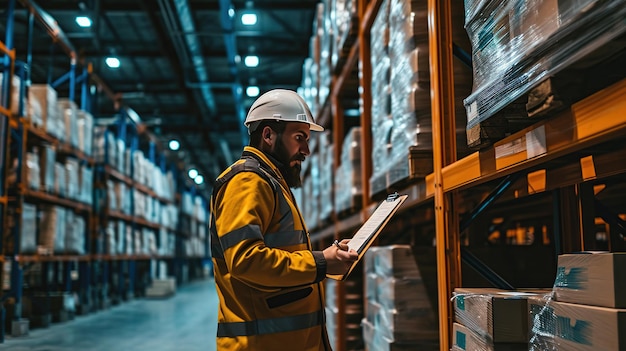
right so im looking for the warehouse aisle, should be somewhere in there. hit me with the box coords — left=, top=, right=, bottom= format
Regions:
left=2, top=278, right=219, bottom=351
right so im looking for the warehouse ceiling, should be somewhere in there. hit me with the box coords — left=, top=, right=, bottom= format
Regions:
left=1, top=0, right=320, bottom=190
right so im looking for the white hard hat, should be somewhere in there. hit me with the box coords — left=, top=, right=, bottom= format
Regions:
left=245, top=89, right=324, bottom=132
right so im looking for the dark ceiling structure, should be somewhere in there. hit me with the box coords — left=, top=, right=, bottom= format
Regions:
left=1, top=0, right=320, bottom=190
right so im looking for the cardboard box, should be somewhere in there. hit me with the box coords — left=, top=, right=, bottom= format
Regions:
left=28, top=84, right=57, bottom=129
left=454, top=288, right=550, bottom=343
left=554, top=252, right=626, bottom=308
left=372, top=245, right=421, bottom=278
left=452, top=322, right=528, bottom=351
left=529, top=298, right=626, bottom=351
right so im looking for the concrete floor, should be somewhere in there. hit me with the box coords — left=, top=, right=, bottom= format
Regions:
left=2, top=278, right=219, bottom=351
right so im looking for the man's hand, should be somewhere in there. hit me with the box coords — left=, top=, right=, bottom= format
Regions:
left=322, top=239, right=359, bottom=275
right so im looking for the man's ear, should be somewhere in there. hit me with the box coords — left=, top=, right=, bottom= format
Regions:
left=262, top=126, right=273, bottom=145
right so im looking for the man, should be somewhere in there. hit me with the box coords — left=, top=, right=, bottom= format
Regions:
left=210, top=89, right=359, bottom=351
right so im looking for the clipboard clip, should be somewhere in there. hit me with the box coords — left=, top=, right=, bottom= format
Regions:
left=386, top=192, right=400, bottom=202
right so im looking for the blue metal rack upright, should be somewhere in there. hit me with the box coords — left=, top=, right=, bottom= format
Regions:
left=0, top=5, right=18, bottom=342
left=0, top=0, right=100, bottom=339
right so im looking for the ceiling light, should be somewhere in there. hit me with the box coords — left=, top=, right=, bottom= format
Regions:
left=244, top=55, right=259, bottom=67
left=75, top=16, right=92, bottom=28
left=194, top=175, right=204, bottom=185
left=246, top=86, right=260, bottom=97
left=188, top=168, right=198, bottom=179
left=168, top=139, right=180, bottom=151
left=105, top=57, right=120, bottom=68
left=241, top=13, right=257, bottom=25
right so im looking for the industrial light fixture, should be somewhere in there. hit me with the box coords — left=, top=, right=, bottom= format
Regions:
left=75, top=16, right=92, bottom=28
left=105, top=57, right=120, bottom=68
left=168, top=139, right=180, bottom=151
left=194, top=175, right=204, bottom=185
left=246, top=86, right=259, bottom=97
left=241, top=13, right=257, bottom=25
left=244, top=55, right=259, bottom=67
left=188, top=168, right=198, bottom=179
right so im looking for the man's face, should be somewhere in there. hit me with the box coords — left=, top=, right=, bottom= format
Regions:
left=272, top=122, right=311, bottom=188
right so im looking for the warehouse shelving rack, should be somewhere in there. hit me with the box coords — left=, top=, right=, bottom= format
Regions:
left=1, top=21, right=97, bottom=342
left=0, top=0, right=211, bottom=341
left=308, top=0, right=626, bottom=350
left=0, top=28, right=17, bottom=344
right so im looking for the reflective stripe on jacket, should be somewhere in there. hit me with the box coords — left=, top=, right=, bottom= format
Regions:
left=210, top=146, right=330, bottom=351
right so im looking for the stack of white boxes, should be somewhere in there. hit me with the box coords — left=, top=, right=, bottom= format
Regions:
left=17, top=203, right=38, bottom=254
left=318, top=131, right=334, bottom=224
left=362, top=245, right=439, bottom=351
left=57, top=98, right=79, bottom=148
left=368, top=0, right=391, bottom=197
left=451, top=288, right=548, bottom=351
left=529, top=252, right=626, bottom=350
left=36, top=205, right=86, bottom=256
left=0, top=73, right=25, bottom=116
left=325, top=278, right=339, bottom=348
left=329, top=0, right=357, bottom=70
left=334, top=127, right=362, bottom=215
left=28, top=84, right=57, bottom=130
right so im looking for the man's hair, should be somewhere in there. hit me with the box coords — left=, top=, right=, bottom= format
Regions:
left=249, top=120, right=287, bottom=146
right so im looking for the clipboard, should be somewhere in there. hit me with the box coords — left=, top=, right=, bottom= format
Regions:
left=327, top=192, right=408, bottom=281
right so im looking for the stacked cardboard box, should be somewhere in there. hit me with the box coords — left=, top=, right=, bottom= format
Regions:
left=57, top=98, right=79, bottom=148
left=463, top=0, right=626, bottom=147
left=318, top=132, right=334, bottom=224
left=76, top=109, right=94, bottom=155
left=368, top=0, right=392, bottom=197
left=25, top=151, right=41, bottom=190
left=334, top=127, right=362, bottom=215
left=39, top=144, right=56, bottom=192
left=452, top=288, right=548, bottom=351
left=325, top=278, right=339, bottom=349
left=0, top=73, right=25, bottom=116
left=28, top=84, right=57, bottom=129
left=529, top=252, right=626, bottom=350
left=330, top=0, right=357, bottom=70
left=363, top=245, right=439, bottom=351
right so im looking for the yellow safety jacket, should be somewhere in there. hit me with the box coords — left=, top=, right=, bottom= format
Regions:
left=210, top=146, right=331, bottom=351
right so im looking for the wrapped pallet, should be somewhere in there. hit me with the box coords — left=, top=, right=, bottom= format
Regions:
left=363, top=245, right=439, bottom=349
left=107, top=180, right=117, bottom=211
left=330, top=0, right=357, bottom=70
left=65, top=158, right=80, bottom=201
left=453, top=288, right=549, bottom=348
left=19, top=203, right=38, bottom=254
left=79, top=165, right=93, bottom=205
left=318, top=132, right=334, bottom=224
left=0, top=72, right=25, bottom=116
left=25, top=151, right=41, bottom=191
left=117, top=221, right=126, bottom=255
left=39, top=144, right=56, bottom=192
left=54, top=162, right=67, bottom=198
left=369, top=0, right=392, bottom=197
left=463, top=0, right=626, bottom=146
left=39, top=205, right=66, bottom=255
left=76, top=109, right=94, bottom=155
left=57, top=98, right=79, bottom=148
left=28, top=84, right=57, bottom=129
left=65, top=213, right=85, bottom=255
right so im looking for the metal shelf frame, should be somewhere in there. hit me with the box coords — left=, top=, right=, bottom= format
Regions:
left=309, top=0, right=626, bottom=349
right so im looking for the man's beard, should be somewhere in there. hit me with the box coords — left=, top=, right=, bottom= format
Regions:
left=272, top=138, right=304, bottom=188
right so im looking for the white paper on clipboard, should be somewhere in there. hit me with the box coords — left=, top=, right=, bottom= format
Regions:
left=327, top=193, right=408, bottom=281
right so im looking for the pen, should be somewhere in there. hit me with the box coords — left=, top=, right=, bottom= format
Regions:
left=333, top=240, right=342, bottom=250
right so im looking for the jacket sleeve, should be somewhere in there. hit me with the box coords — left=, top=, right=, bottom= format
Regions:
left=213, top=172, right=325, bottom=289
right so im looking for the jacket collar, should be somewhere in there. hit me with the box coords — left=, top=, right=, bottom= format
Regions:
left=241, top=146, right=286, bottom=184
